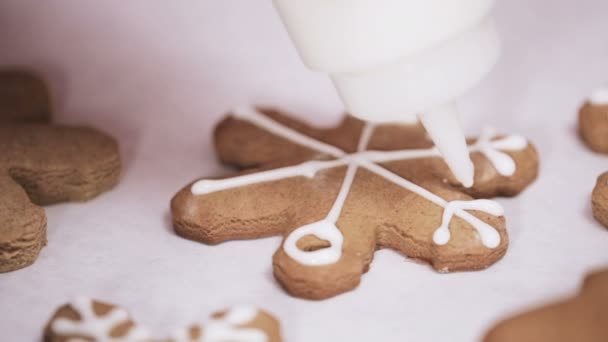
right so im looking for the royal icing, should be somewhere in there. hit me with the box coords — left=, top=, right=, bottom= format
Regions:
left=470, top=128, right=527, bottom=177
left=433, top=200, right=504, bottom=246
left=52, top=297, right=150, bottom=342
left=283, top=124, right=375, bottom=265
left=191, top=107, right=529, bottom=265
left=589, top=86, right=608, bottom=105
left=173, top=306, right=266, bottom=342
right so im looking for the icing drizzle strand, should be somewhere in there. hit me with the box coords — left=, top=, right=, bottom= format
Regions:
left=191, top=107, right=529, bottom=266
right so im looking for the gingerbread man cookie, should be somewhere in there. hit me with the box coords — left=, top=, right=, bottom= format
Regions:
left=171, top=107, right=539, bottom=299
left=484, top=269, right=608, bottom=342
left=592, top=172, right=608, bottom=229
left=579, top=86, right=608, bottom=153
left=44, top=297, right=283, bottom=342
left=0, top=70, right=121, bottom=273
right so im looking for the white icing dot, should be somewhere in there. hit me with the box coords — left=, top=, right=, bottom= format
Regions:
left=433, top=227, right=451, bottom=245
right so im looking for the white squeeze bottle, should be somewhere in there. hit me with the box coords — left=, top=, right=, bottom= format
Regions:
left=272, top=0, right=500, bottom=187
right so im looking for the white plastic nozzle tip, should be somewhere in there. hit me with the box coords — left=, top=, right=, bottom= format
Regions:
left=419, top=104, right=475, bottom=188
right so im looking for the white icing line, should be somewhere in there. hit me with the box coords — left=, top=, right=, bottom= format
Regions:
left=192, top=159, right=347, bottom=195
left=233, top=106, right=345, bottom=158
left=52, top=297, right=149, bottom=342
left=193, top=123, right=527, bottom=196
left=359, top=161, right=503, bottom=248
left=283, top=123, right=375, bottom=266
left=471, top=128, right=528, bottom=177
left=326, top=123, right=375, bottom=222
left=360, top=147, right=441, bottom=162
left=589, top=86, right=608, bottom=105
left=195, top=107, right=529, bottom=262
left=433, top=200, right=504, bottom=247
left=191, top=130, right=527, bottom=195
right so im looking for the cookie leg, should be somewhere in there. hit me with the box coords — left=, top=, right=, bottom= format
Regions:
left=0, top=174, right=47, bottom=273
left=273, top=218, right=376, bottom=300
left=371, top=180, right=509, bottom=273
left=484, top=270, right=608, bottom=342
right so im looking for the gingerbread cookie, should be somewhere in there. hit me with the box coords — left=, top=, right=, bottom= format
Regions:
left=592, top=172, right=608, bottom=228
left=171, top=107, right=539, bottom=299
left=0, top=70, right=51, bottom=123
left=484, top=269, right=608, bottom=342
left=579, top=86, right=608, bottom=153
left=0, top=71, right=121, bottom=273
left=44, top=297, right=283, bottom=342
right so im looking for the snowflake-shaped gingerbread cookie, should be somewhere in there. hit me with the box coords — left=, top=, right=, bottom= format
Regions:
left=44, top=297, right=282, bottom=342
left=171, top=107, right=539, bottom=299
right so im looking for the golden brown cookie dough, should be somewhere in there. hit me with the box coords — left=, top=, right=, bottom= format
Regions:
left=579, top=95, right=608, bottom=153
left=0, top=70, right=121, bottom=273
left=592, top=172, right=608, bottom=229
left=484, top=269, right=608, bottom=342
left=171, top=107, right=539, bottom=300
left=44, top=297, right=283, bottom=342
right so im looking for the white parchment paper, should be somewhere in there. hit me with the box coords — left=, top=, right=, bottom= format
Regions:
left=1, top=0, right=607, bottom=341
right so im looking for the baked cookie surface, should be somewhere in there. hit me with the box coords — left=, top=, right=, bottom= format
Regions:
left=171, top=107, right=539, bottom=299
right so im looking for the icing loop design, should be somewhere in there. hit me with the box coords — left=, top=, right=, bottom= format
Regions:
left=191, top=107, right=529, bottom=266
left=283, top=220, right=344, bottom=266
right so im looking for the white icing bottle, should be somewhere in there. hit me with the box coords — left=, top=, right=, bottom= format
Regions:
left=273, top=0, right=500, bottom=187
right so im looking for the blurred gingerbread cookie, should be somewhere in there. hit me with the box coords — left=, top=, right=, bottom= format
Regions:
left=579, top=86, right=608, bottom=153
left=484, top=269, right=608, bottom=342
left=0, top=70, right=51, bottom=123
left=172, top=107, right=539, bottom=299
left=0, top=70, right=121, bottom=273
left=44, top=297, right=283, bottom=342
left=592, top=172, right=608, bottom=229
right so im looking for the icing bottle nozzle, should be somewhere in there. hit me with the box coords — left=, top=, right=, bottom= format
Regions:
left=419, top=103, right=475, bottom=187
left=273, top=0, right=501, bottom=189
